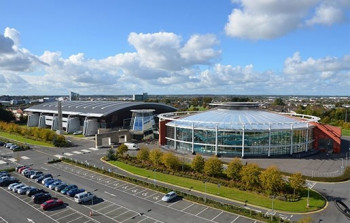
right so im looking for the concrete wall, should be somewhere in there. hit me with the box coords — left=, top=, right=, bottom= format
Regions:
left=95, top=130, right=131, bottom=148
left=27, top=113, right=39, bottom=127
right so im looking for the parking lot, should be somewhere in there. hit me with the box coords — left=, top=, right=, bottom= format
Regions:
left=49, top=162, right=259, bottom=223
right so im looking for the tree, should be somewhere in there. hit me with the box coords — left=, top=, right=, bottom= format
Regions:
left=273, top=98, right=285, bottom=106
left=259, top=166, right=283, bottom=194
left=226, top=158, right=243, bottom=181
left=162, top=152, right=180, bottom=171
left=52, top=135, right=67, bottom=147
left=0, top=105, right=15, bottom=122
left=289, top=172, right=305, bottom=196
left=191, top=154, right=205, bottom=173
left=105, top=148, right=116, bottom=161
left=240, top=163, right=261, bottom=190
left=137, top=147, right=150, bottom=163
left=204, top=156, right=223, bottom=177
left=149, top=148, right=163, bottom=166
left=117, top=144, right=128, bottom=157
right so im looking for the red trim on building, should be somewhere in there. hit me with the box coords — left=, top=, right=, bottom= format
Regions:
left=159, top=120, right=171, bottom=145
left=312, top=122, right=341, bottom=153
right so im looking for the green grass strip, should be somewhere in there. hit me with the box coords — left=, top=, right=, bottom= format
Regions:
left=0, top=131, right=53, bottom=147
left=342, top=129, right=350, bottom=136
left=109, top=160, right=326, bottom=213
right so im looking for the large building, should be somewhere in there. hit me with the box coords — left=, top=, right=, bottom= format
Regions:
left=25, top=101, right=176, bottom=136
left=158, top=102, right=341, bottom=157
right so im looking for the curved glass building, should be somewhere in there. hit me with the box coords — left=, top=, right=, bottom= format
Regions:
left=158, top=102, right=320, bottom=157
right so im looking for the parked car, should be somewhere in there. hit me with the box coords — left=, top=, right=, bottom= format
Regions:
left=44, top=178, right=59, bottom=188
left=18, top=166, right=28, bottom=173
left=32, top=193, right=51, bottom=204
left=23, top=170, right=34, bottom=178
left=55, top=183, right=67, bottom=192
left=67, top=188, right=85, bottom=197
left=0, top=171, right=9, bottom=177
left=41, top=199, right=64, bottom=210
left=61, top=185, right=77, bottom=195
left=13, top=184, right=27, bottom=193
left=21, top=168, right=32, bottom=176
left=18, top=186, right=32, bottom=195
left=15, top=166, right=25, bottom=172
left=49, top=181, right=63, bottom=190
left=41, top=176, right=54, bottom=185
left=161, top=191, right=177, bottom=202
left=26, top=188, right=45, bottom=197
left=30, top=171, right=43, bottom=179
left=74, top=192, right=94, bottom=204
left=0, top=141, right=5, bottom=146
left=8, top=182, right=19, bottom=191
left=0, top=177, right=18, bottom=186
left=10, top=145, right=20, bottom=151
left=5, top=143, right=14, bottom=148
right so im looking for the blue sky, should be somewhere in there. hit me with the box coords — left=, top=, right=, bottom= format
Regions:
left=0, top=0, right=349, bottom=96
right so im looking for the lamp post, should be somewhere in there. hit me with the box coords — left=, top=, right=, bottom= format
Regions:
left=307, top=183, right=310, bottom=208
left=90, top=189, right=98, bottom=216
left=203, top=181, right=207, bottom=203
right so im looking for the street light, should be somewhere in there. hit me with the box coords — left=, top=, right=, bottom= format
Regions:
left=204, top=181, right=207, bottom=203
left=307, top=183, right=310, bottom=208
left=90, top=189, right=98, bottom=216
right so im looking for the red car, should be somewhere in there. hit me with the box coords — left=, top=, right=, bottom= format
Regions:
left=40, top=199, right=64, bottom=210
left=18, top=166, right=28, bottom=173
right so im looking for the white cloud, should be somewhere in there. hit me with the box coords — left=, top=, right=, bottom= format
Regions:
left=225, top=0, right=350, bottom=40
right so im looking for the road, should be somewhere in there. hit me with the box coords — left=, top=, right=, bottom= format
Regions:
left=1, top=136, right=350, bottom=222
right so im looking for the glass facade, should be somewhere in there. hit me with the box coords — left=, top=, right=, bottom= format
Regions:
left=165, top=126, right=313, bottom=157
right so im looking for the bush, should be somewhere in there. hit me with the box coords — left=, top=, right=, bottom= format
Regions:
left=259, top=166, right=284, bottom=195
left=117, top=144, right=128, bottom=157
left=226, top=158, right=243, bottom=181
left=53, top=135, right=68, bottom=147
left=204, top=156, right=223, bottom=177
left=106, top=148, right=117, bottom=161
left=137, top=147, right=150, bottom=162
left=191, top=154, right=205, bottom=173
left=240, top=163, right=261, bottom=190
left=149, top=148, right=163, bottom=166
left=162, top=152, right=180, bottom=171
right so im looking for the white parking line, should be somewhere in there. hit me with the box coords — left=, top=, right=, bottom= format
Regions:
left=104, top=191, right=116, bottom=197
left=0, top=217, right=8, bottom=223
left=0, top=160, right=7, bottom=165
left=0, top=187, right=59, bottom=222
left=21, top=156, right=30, bottom=160
left=81, top=149, right=90, bottom=153
left=65, top=215, right=84, bottom=223
left=145, top=192, right=159, bottom=198
left=89, top=148, right=98, bottom=151
left=182, top=203, right=194, bottom=211
left=50, top=208, right=71, bottom=217
left=231, top=216, right=239, bottom=222
left=211, top=211, right=223, bottom=221
left=8, top=158, right=17, bottom=162
left=195, top=207, right=208, bottom=216
left=104, top=206, right=122, bottom=215
left=64, top=152, right=74, bottom=156
left=72, top=151, right=83, bottom=154
left=56, top=211, right=77, bottom=220
left=112, top=210, right=131, bottom=219
left=96, top=203, right=115, bottom=212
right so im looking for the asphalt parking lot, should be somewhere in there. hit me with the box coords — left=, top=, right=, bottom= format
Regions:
left=48, top=162, right=259, bottom=223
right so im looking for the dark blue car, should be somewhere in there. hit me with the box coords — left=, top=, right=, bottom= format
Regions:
left=67, top=188, right=85, bottom=197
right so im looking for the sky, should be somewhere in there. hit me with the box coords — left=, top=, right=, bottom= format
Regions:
left=0, top=0, right=349, bottom=96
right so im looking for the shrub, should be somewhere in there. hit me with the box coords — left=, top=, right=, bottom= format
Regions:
left=226, top=158, right=243, bottom=181
left=259, top=165, right=284, bottom=195
left=149, top=148, right=163, bottom=166
left=117, top=144, right=128, bottom=157
left=162, top=152, right=180, bottom=171
left=204, top=156, right=223, bottom=177
left=240, top=163, right=261, bottom=190
left=106, top=148, right=117, bottom=161
left=53, top=134, right=68, bottom=147
left=191, top=154, right=205, bottom=173
left=137, top=147, right=150, bottom=162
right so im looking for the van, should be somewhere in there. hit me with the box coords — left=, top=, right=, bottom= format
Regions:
left=124, top=143, right=139, bottom=150
left=74, top=192, right=94, bottom=204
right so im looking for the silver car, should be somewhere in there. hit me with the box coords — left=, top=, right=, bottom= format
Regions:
left=18, top=186, right=31, bottom=195
left=8, top=182, right=19, bottom=191
left=13, top=184, right=26, bottom=193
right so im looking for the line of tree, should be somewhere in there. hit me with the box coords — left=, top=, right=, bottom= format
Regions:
left=107, top=146, right=306, bottom=197
left=0, top=121, right=68, bottom=147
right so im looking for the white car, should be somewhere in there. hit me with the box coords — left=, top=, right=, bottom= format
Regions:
left=161, top=191, right=177, bottom=202
left=74, top=192, right=94, bottom=204
left=8, top=183, right=19, bottom=191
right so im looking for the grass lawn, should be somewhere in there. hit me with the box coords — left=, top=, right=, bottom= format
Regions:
left=109, top=160, right=326, bottom=213
left=0, top=131, right=53, bottom=147
left=342, top=129, right=350, bottom=136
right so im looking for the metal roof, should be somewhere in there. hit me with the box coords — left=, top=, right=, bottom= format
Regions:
left=165, top=109, right=312, bottom=131
left=24, top=101, right=175, bottom=118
